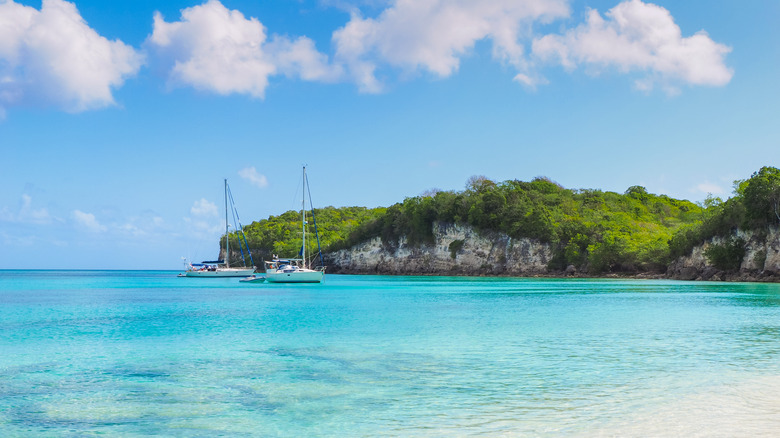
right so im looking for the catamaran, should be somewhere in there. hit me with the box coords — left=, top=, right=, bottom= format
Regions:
left=263, top=166, right=325, bottom=283
left=182, top=179, right=256, bottom=278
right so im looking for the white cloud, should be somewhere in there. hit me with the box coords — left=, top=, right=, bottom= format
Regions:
left=190, top=198, right=218, bottom=217
left=239, top=166, right=269, bottom=188
left=72, top=210, right=107, bottom=233
left=0, top=0, right=143, bottom=113
left=0, top=0, right=735, bottom=112
left=0, top=194, right=52, bottom=224
left=332, top=0, right=570, bottom=92
left=115, top=212, right=166, bottom=238
left=18, top=194, right=51, bottom=224
left=147, top=0, right=340, bottom=98
left=269, top=36, right=343, bottom=82
left=532, top=0, right=733, bottom=92
left=513, top=72, right=548, bottom=89
left=185, top=198, right=222, bottom=239
left=695, top=182, right=726, bottom=196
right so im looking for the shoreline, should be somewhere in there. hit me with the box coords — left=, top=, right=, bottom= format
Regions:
left=326, top=267, right=780, bottom=283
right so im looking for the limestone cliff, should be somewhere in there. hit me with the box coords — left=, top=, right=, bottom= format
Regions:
left=325, top=222, right=552, bottom=276
left=667, top=228, right=780, bottom=282
left=326, top=221, right=780, bottom=281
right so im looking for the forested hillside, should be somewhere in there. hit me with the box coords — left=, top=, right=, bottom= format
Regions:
left=326, top=176, right=703, bottom=273
left=227, top=166, right=780, bottom=276
left=669, top=166, right=780, bottom=271
left=237, top=206, right=385, bottom=263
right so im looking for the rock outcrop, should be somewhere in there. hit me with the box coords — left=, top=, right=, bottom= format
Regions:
left=326, top=222, right=780, bottom=282
left=667, top=228, right=780, bottom=282
left=326, top=222, right=552, bottom=276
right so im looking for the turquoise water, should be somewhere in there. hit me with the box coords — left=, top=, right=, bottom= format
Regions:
left=2, top=271, right=780, bottom=436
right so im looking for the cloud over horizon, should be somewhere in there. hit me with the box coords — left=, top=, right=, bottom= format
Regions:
left=72, top=209, right=107, bottom=233
left=185, top=197, right=223, bottom=238
left=0, top=194, right=52, bottom=224
left=0, top=0, right=143, bottom=115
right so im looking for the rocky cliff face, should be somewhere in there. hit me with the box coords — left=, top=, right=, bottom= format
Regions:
left=667, top=228, right=780, bottom=281
left=326, top=222, right=780, bottom=281
left=326, top=222, right=552, bottom=276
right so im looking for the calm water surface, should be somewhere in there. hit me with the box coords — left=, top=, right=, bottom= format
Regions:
left=1, top=271, right=780, bottom=436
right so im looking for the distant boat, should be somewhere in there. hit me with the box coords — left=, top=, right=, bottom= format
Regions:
left=239, top=274, right=265, bottom=283
left=264, top=166, right=325, bottom=283
left=182, top=179, right=256, bottom=278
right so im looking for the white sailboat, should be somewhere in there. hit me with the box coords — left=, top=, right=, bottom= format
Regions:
left=264, top=166, right=325, bottom=283
left=182, top=179, right=256, bottom=278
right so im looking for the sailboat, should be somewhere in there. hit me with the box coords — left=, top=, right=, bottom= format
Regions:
left=182, top=179, right=256, bottom=278
left=263, top=166, right=325, bottom=283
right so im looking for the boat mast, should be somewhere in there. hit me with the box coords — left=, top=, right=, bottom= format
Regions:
left=302, top=166, right=307, bottom=269
left=224, top=178, right=230, bottom=268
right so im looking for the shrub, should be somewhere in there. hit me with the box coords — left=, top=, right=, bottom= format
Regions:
left=703, top=237, right=746, bottom=271
left=449, top=239, right=465, bottom=259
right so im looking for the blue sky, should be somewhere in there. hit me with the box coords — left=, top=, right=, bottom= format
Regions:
left=1, top=0, right=777, bottom=269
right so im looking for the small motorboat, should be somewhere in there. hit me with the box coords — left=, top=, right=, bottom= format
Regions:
left=239, top=275, right=266, bottom=283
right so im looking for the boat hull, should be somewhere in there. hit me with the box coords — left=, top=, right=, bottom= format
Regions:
left=184, top=268, right=255, bottom=277
left=265, top=270, right=324, bottom=283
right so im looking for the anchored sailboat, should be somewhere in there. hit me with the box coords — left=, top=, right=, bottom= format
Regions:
left=182, top=179, right=256, bottom=278
left=263, top=166, right=325, bottom=283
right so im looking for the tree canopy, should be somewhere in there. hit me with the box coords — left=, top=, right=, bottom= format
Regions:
left=670, top=166, right=780, bottom=268
left=230, top=166, right=780, bottom=275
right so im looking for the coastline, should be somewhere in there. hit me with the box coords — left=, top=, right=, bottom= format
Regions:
left=325, top=266, right=780, bottom=283
left=322, top=223, right=780, bottom=284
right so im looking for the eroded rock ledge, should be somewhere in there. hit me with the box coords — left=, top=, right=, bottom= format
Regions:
left=325, top=222, right=780, bottom=282
left=667, top=228, right=780, bottom=282
left=326, top=222, right=551, bottom=276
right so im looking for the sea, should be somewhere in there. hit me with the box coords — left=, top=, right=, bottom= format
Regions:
left=1, top=270, right=780, bottom=437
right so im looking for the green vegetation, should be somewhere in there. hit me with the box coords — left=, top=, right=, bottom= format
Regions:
left=324, top=176, right=703, bottom=274
left=449, top=239, right=465, bottom=259
left=669, top=166, right=780, bottom=262
left=229, top=206, right=385, bottom=264
left=703, top=237, right=746, bottom=271
left=232, top=166, right=780, bottom=275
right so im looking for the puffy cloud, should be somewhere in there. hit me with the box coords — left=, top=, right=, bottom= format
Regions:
left=148, top=0, right=340, bottom=98
left=190, top=198, right=218, bottom=217
left=268, top=36, right=343, bottom=82
left=532, top=0, right=733, bottom=92
left=0, top=0, right=143, bottom=113
left=184, top=198, right=222, bottom=239
left=332, top=0, right=570, bottom=92
left=239, top=166, right=269, bottom=189
left=72, top=210, right=107, bottom=233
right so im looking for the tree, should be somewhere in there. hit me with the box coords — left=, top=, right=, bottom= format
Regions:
left=741, top=166, right=780, bottom=228
left=704, top=237, right=746, bottom=271
left=625, top=185, right=648, bottom=201
left=466, top=175, right=495, bottom=193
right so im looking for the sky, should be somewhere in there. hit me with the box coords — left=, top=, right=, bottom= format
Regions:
left=1, top=0, right=778, bottom=270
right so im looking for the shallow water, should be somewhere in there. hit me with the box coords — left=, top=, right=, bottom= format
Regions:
left=2, top=271, right=780, bottom=436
